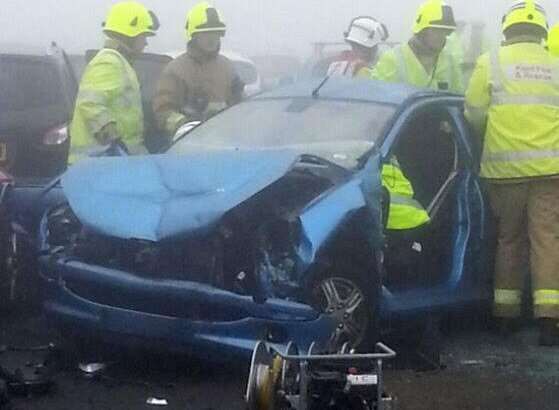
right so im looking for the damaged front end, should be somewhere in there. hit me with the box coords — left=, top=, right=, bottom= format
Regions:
left=38, top=151, right=384, bottom=356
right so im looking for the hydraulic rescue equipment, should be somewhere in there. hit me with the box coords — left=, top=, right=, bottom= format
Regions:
left=246, top=340, right=396, bottom=410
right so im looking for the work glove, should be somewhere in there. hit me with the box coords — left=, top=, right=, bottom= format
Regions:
left=94, top=123, right=120, bottom=145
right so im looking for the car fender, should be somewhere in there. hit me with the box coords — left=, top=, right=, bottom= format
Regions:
left=295, top=154, right=384, bottom=280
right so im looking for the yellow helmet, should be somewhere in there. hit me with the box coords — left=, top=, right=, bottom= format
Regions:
left=413, top=0, right=456, bottom=34
left=103, top=1, right=159, bottom=38
left=185, top=2, right=226, bottom=41
left=549, top=24, right=559, bottom=57
left=502, top=1, right=548, bottom=34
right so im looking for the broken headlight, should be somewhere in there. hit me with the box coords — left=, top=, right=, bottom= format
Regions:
left=44, top=204, right=81, bottom=249
left=255, top=218, right=302, bottom=299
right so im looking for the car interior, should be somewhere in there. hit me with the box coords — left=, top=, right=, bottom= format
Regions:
left=383, top=104, right=462, bottom=290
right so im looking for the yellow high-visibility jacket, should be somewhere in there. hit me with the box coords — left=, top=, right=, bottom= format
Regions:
left=369, top=43, right=465, bottom=94
left=382, top=159, right=430, bottom=231
left=465, top=41, right=559, bottom=180
left=70, top=46, right=144, bottom=163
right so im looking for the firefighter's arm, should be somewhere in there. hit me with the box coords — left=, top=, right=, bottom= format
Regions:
left=153, top=65, right=190, bottom=135
left=76, top=59, right=125, bottom=143
left=368, top=50, right=399, bottom=83
left=464, top=53, right=491, bottom=137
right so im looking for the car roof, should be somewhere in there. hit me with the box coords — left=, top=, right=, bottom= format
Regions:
left=0, top=43, right=49, bottom=56
left=254, top=77, right=447, bottom=106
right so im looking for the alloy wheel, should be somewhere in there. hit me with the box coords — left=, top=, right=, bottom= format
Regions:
left=312, top=276, right=369, bottom=349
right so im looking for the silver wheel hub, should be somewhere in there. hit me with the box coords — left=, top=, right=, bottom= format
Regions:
left=316, top=277, right=367, bottom=347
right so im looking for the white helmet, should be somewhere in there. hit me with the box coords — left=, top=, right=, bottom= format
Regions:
left=344, top=16, right=389, bottom=49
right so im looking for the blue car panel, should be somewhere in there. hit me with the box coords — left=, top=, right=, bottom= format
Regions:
left=62, top=150, right=301, bottom=242
left=5, top=77, right=493, bottom=358
left=41, top=260, right=333, bottom=358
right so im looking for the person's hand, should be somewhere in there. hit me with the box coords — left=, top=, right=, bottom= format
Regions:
left=95, top=123, right=119, bottom=145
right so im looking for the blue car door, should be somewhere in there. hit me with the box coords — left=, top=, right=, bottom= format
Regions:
left=378, top=99, right=491, bottom=318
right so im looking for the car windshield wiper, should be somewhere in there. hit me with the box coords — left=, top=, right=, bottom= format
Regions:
left=312, top=75, right=330, bottom=99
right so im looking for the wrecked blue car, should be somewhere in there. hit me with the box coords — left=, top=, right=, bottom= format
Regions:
left=6, top=78, right=493, bottom=358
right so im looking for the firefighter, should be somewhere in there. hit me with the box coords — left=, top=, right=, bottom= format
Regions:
left=383, top=157, right=430, bottom=232
left=369, top=0, right=464, bottom=93
left=153, top=2, right=244, bottom=139
left=381, top=156, right=430, bottom=287
left=548, top=24, right=559, bottom=57
left=327, top=17, right=389, bottom=78
left=70, top=1, right=158, bottom=162
left=465, top=0, right=559, bottom=346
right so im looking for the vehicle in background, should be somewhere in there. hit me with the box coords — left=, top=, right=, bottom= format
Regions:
left=66, top=54, right=87, bottom=82
left=222, top=50, right=262, bottom=97
left=0, top=44, right=76, bottom=178
left=250, top=54, right=301, bottom=91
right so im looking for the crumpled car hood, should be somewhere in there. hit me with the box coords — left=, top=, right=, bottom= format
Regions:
left=61, top=150, right=301, bottom=242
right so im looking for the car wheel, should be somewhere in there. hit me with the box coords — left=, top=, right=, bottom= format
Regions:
left=310, top=274, right=373, bottom=350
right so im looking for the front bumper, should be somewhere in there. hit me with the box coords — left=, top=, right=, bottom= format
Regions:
left=39, top=257, right=334, bottom=359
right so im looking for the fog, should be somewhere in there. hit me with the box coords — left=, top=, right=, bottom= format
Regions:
left=4, top=0, right=559, bottom=58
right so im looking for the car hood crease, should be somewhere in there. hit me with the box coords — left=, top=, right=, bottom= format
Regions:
left=61, top=150, right=302, bottom=242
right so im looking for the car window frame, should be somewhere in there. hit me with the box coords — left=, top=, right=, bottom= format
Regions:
left=378, top=96, right=470, bottom=214
left=0, top=53, right=71, bottom=128
left=379, top=96, right=466, bottom=162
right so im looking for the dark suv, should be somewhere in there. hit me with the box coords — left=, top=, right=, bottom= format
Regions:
left=0, top=44, right=76, bottom=177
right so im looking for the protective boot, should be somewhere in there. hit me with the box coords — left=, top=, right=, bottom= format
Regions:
left=539, top=319, right=559, bottom=347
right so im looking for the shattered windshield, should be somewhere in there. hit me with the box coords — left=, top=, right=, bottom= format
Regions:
left=169, top=98, right=396, bottom=168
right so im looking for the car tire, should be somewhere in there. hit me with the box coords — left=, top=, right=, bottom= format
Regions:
left=308, top=268, right=379, bottom=352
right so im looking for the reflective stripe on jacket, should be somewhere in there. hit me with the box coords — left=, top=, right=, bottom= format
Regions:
left=369, top=43, right=464, bottom=94
left=70, top=47, right=144, bottom=163
left=382, top=159, right=430, bottom=230
left=465, top=42, right=559, bottom=180
left=534, top=290, right=559, bottom=307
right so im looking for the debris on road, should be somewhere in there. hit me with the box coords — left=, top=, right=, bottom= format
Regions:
left=0, top=343, right=55, bottom=397
left=146, top=397, right=169, bottom=406
left=78, top=362, right=109, bottom=377
left=460, top=360, right=485, bottom=366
